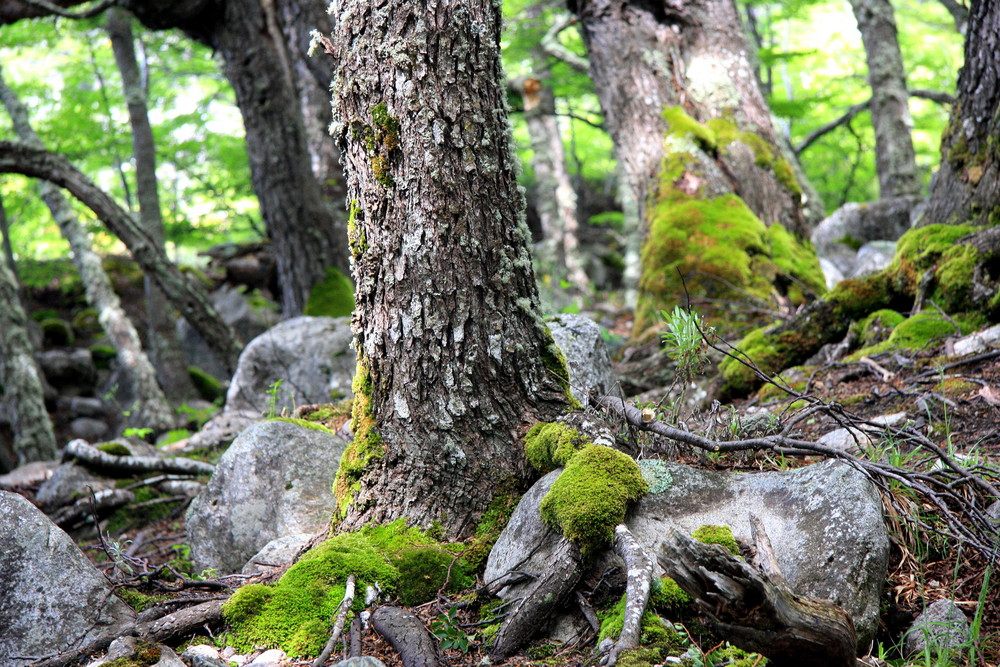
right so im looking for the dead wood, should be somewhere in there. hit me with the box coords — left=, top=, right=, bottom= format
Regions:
left=370, top=606, right=438, bottom=667
left=658, top=528, right=857, bottom=667
left=603, top=523, right=654, bottom=666
left=312, top=574, right=356, bottom=667
left=490, top=536, right=584, bottom=659
left=64, top=439, right=215, bottom=476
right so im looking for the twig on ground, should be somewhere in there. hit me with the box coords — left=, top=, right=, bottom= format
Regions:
left=313, top=574, right=356, bottom=667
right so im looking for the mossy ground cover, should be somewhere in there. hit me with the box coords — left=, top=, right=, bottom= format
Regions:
left=222, top=520, right=471, bottom=657
left=304, top=267, right=354, bottom=318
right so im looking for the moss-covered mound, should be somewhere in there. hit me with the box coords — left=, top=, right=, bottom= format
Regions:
left=222, top=520, right=470, bottom=657
left=304, top=267, right=354, bottom=318
left=524, top=421, right=591, bottom=473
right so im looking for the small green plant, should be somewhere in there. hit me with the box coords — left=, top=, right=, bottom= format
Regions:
left=264, top=379, right=287, bottom=418
left=430, top=607, right=473, bottom=653
left=123, top=427, right=153, bottom=439
left=657, top=306, right=711, bottom=424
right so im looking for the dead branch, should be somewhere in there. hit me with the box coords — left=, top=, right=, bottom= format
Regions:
left=370, top=606, right=439, bottom=667
left=313, top=574, right=356, bottom=667
left=541, top=13, right=589, bottom=73
left=659, top=529, right=857, bottom=667
left=63, top=439, right=215, bottom=476
left=603, top=524, right=654, bottom=666
left=51, top=488, right=134, bottom=529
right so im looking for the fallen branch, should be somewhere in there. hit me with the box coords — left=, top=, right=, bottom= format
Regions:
left=51, top=488, right=134, bottom=529
left=603, top=524, right=654, bottom=666
left=659, top=529, right=858, bottom=667
left=313, top=574, right=356, bottom=667
left=370, top=606, right=438, bottom=667
left=63, top=439, right=215, bottom=476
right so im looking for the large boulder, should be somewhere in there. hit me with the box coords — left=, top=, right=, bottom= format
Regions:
left=546, top=313, right=621, bottom=407
left=0, top=491, right=135, bottom=666
left=35, top=348, right=97, bottom=393
left=186, top=420, right=349, bottom=574
left=485, top=458, right=889, bottom=647
left=224, top=316, right=355, bottom=416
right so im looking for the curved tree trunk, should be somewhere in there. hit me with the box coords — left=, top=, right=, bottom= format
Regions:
left=848, top=0, right=922, bottom=198
left=319, top=0, right=571, bottom=538
left=0, top=140, right=244, bottom=374
left=921, top=0, right=1000, bottom=228
left=0, top=248, right=57, bottom=464
left=106, top=8, right=198, bottom=401
left=569, top=0, right=825, bottom=332
left=0, top=66, right=176, bottom=432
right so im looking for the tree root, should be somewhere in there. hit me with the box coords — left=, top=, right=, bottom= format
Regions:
left=490, top=537, right=583, bottom=659
left=370, top=606, right=438, bottom=667
left=64, top=439, right=215, bottom=476
left=602, top=523, right=653, bottom=666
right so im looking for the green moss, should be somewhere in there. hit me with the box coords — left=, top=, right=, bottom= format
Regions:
left=692, top=525, right=740, bottom=556
left=333, top=357, right=384, bottom=517
left=539, top=322, right=582, bottom=409
left=304, top=267, right=354, bottom=318
left=598, top=592, right=676, bottom=647
left=40, top=318, right=74, bottom=346
left=773, top=157, right=803, bottom=198
left=352, top=103, right=400, bottom=187
left=705, top=118, right=775, bottom=168
left=347, top=200, right=367, bottom=258
left=649, top=576, right=692, bottom=617
left=90, top=344, right=117, bottom=369
left=71, top=307, right=100, bottom=334
left=887, top=224, right=980, bottom=303
left=464, top=488, right=520, bottom=571
left=524, top=422, right=591, bottom=473
left=391, top=546, right=471, bottom=605
left=100, top=641, right=161, bottom=667
left=116, top=588, right=169, bottom=613
left=835, top=233, right=864, bottom=252
left=269, top=417, right=337, bottom=435
left=616, top=647, right=665, bottom=667
left=97, top=441, right=132, bottom=457
left=855, top=309, right=905, bottom=347
left=540, top=445, right=648, bottom=557
left=188, top=366, right=224, bottom=402
left=767, top=224, right=826, bottom=302
left=662, top=106, right=716, bottom=151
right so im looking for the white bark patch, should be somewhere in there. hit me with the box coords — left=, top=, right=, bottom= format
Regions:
left=393, top=392, right=410, bottom=419
left=685, top=54, right=741, bottom=110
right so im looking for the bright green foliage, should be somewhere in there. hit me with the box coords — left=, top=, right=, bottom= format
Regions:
left=524, top=421, right=591, bottom=473
left=649, top=576, right=692, bottom=615
left=855, top=309, right=905, bottom=347
left=692, top=525, right=740, bottom=556
left=539, top=445, right=648, bottom=557
left=188, top=366, right=224, bottom=402
left=304, top=267, right=355, bottom=318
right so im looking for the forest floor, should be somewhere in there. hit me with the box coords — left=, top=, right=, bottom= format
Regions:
left=11, top=326, right=999, bottom=667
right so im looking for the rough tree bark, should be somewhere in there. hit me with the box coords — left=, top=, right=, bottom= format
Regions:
left=568, top=0, right=825, bottom=328
left=0, top=0, right=350, bottom=318
left=848, top=0, right=922, bottom=198
left=318, top=0, right=571, bottom=538
left=0, top=66, right=176, bottom=432
left=0, top=140, right=243, bottom=374
left=106, top=7, right=197, bottom=400
left=0, top=247, right=57, bottom=464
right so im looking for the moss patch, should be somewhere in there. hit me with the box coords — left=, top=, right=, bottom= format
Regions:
left=649, top=576, right=692, bottom=616
left=540, top=322, right=582, bottom=409
left=539, top=445, right=648, bottom=558
left=692, top=524, right=740, bottom=556
left=524, top=422, right=591, bottom=473
left=97, top=441, right=132, bottom=457
left=40, top=318, right=74, bottom=346
left=333, top=357, right=383, bottom=517
left=304, top=267, right=354, bottom=318
left=268, top=417, right=337, bottom=435
left=188, top=366, right=224, bottom=402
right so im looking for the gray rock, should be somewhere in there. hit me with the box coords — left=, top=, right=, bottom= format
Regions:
left=953, top=323, right=1000, bottom=357
left=184, top=409, right=260, bottom=452
left=819, top=257, right=846, bottom=290
left=225, top=316, right=355, bottom=415
left=0, top=460, right=57, bottom=490
left=547, top=313, right=622, bottom=408
left=70, top=417, right=110, bottom=442
left=0, top=491, right=135, bottom=666
left=36, top=347, right=97, bottom=391
left=242, top=532, right=314, bottom=575
left=35, top=462, right=114, bottom=508
left=817, top=427, right=874, bottom=454
left=903, top=599, right=970, bottom=658
left=485, top=459, right=888, bottom=647
left=186, top=420, right=349, bottom=573
left=333, top=658, right=388, bottom=667
left=57, top=396, right=111, bottom=419
left=851, top=240, right=896, bottom=278
left=178, top=284, right=280, bottom=382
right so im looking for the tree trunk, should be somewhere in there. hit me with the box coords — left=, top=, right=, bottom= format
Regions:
left=513, top=71, right=589, bottom=290
left=106, top=7, right=198, bottom=401
left=569, top=0, right=825, bottom=333
left=318, top=0, right=571, bottom=538
left=0, top=140, right=243, bottom=374
left=921, top=0, right=1000, bottom=228
left=848, top=0, right=922, bottom=198
left=0, top=249, right=57, bottom=464
left=0, top=66, right=177, bottom=432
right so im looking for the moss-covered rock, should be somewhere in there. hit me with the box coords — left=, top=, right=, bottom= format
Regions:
left=524, top=422, right=591, bottom=473
left=188, top=366, right=224, bottom=403
left=539, top=445, right=648, bottom=557
left=268, top=417, right=337, bottom=435
left=692, top=524, right=740, bottom=556
left=304, top=267, right=354, bottom=318
left=97, top=441, right=132, bottom=456
left=649, top=576, right=692, bottom=615
left=855, top=309, right=905, bottom=347
left=40, top=317, right=74, bottom=346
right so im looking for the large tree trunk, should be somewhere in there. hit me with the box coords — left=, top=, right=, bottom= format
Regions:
left=569, top=0, right=825, bottom=332
left=106, top=8, right=198, bottom=401
left=319, top=0, right=571, bottom=538
left=0, top=66, right=177, bottom=432
left=0, top=140, right=244, bottom=374
left=848, top=0, right=922, bottom=198
left=0, top=248, right=57, bottom=464
left=921, top=0, right=1000, bottom=228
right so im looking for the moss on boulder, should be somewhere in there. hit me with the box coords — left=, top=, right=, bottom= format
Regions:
left=304, top=267, right=354, bottom=318
left=524, top=421, right=591, bottom=473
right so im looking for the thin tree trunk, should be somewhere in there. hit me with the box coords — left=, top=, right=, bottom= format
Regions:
left=106, top=7, right=197, bottom=400
left=0, top=140, right=243, bottom=374
left=0, top=66, right=176, bottom=432
left=0, top=248, right=57, bottom=463
left=848, top=0, right=922, bottom=198
left=319, top=0, right=571, bottom=538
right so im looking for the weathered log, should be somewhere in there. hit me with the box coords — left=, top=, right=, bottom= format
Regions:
left=489, top=536, right=583, bottom=658
left=63, top=439, right=215, bottom=476
left=370, top=606, right=438, bottom=667
left=658, top=528, right=857, bottom=667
